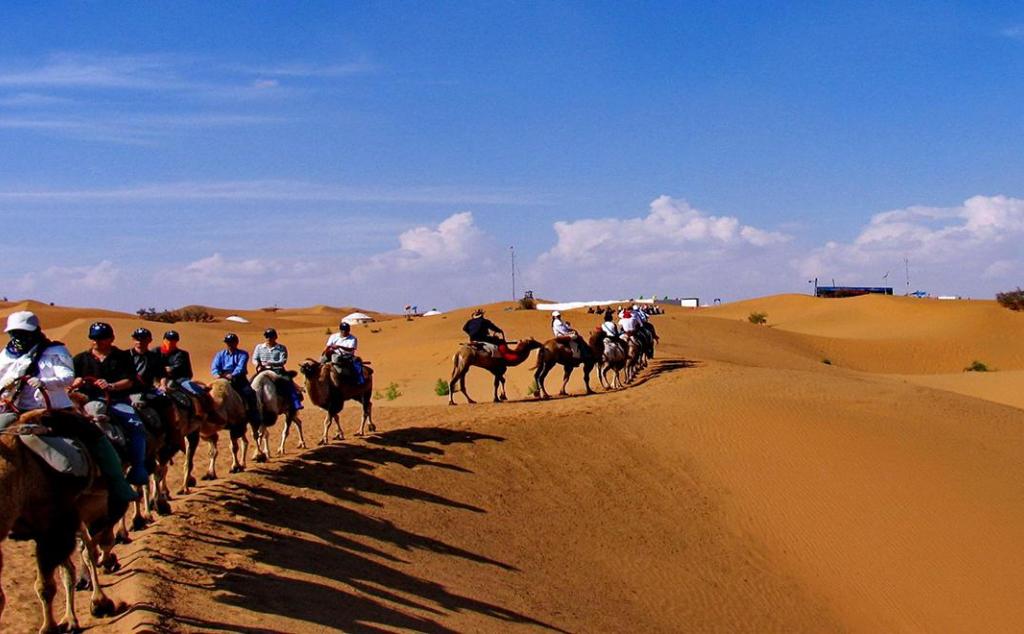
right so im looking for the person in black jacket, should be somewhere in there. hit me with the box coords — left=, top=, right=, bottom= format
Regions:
left=72, top=322, right=149, bottom=486
left=462, top=309, right=505, bottom=347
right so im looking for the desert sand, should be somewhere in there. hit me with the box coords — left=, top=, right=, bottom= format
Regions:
left=1, top=294, right=1022, bottom=632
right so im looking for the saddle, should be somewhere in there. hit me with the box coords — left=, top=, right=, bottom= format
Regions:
left=466, top=341, right=518, bottom=362
left=0, top=416, right=92, bottom=479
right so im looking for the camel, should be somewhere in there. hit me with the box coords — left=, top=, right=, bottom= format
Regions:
left=533, top=336, right=598, bottom=399
left=250, top=370, right=304, bottom=460
left=0, top=409, right=121, bottom=634
left=448, top=338, right=542, bottom=405
left=177, top=379, right=247, bottom=494
left=590, top=331, right=630, bottom=390
left=298, top=358, right=375, bottom=442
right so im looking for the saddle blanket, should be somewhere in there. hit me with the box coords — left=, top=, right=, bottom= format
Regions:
left=22, top=434, right=92, bottom=478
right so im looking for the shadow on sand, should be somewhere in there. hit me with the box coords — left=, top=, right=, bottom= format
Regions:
left=131, top=427, right=569, bottom=634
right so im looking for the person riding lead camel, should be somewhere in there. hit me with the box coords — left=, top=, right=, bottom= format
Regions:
left=0, top=311, right=138, bottom=509
left=325, top=321, right=365, bottom=385
left=253, top=328, right=303, bottom=412
left=463, top=309, right=506, bottom=353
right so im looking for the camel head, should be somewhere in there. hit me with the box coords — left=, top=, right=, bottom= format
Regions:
left=516, top=337, right=542, bottom=351
left=298, top=358, right=322, bottom=378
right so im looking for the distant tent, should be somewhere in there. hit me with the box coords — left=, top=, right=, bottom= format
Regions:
left=225, top=315, right=250, bottom=323
left=342, top=312, right=374, bottom=325
left=422, top=309, right=443, bottom=316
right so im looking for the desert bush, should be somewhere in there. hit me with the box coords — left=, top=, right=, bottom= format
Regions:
left=137, top=307, right=180, bottom=323
left=518, top=296, right=537, bottom=310
left=526, top=379, right=540, bottom=397
left=748, top=311, right=768, bottom=325
left=383, top=382, right=402, bottom=401
left=996, top=287, right=1024, bottom=311
left=180, top=307, right=215, bottom=323
left=434, top=378, right=450, bottom=396
left=325, top=327, right=333, bottom=335
left=964, top=360, right=990, bottom=372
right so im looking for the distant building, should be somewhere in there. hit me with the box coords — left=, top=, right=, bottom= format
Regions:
left=815, top=286, right=893, bottom=298
left=655, top=297, right=700, bottom=308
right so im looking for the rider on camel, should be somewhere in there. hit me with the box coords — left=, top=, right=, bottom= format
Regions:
left=212, top=332, right=260, bottom=424
left=0, top=311, right=138, bottom=509
left=71, top=322, right=150, bottom=488
left=551, top=311, right=584, bottom=359
left=253, top=328, right=303, bottom=412
left=463, top=309, right=506, bottom=352
left=325, top=321, right=365, bottom=385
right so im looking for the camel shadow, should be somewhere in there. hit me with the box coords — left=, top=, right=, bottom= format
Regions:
left=141, top=426, right=569, bottom=633
left=513, top=356, right=697, bottom=404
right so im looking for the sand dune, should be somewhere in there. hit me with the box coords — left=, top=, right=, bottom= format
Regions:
left=2, top=295, right=1022, bottom=632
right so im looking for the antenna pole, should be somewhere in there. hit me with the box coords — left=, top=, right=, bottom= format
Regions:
left=510, top=245, right=516, bottom=302
left=904, top=256, right=910, bottom=296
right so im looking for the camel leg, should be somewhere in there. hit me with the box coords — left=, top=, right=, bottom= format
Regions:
left=58, top=560, right=79, bottom=632
left=277, top=419, right=290, bottom=455
left=583, top=363, right=595, bottom=395
left=179, top=432, right=198, bottom=494
left=251, top=425, right=269, bottom=462
left=154, top=461, right=172, bottom=515
left=294, top=414, right=307, bottom=449
left=229, top=435, right=245, bottom=473
left=492, top=373, right=502, bottom=403
left=333, top=413, right=344, bottom=440
left=560, top=365, right=574, bottom=396
left=500, top=375, right=508, bottom=401
left=357, top=396, right=375, bottom=436
left=448, top=355, right=461, bottom=406
left=0, top=548, right=5, bottom=625
left=34, top=533, right=67, bottom=634
left=535, top=361, right=552, bottom=399
left=202, top=435, right=218, bottom=480
left=78, top=527, right=116, bottom=617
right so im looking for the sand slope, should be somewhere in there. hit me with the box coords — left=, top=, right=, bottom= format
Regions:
left=2, top=296, right=1023, bottom=632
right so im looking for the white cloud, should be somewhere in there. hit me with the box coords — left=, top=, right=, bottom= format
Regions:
left=14, top=260, right=123, bottom=305
left=529, top=196, right=792, bottom=300
left=798, top=195, right=1024, bottom=294
left=1001, top=25, right=1024, bottom=40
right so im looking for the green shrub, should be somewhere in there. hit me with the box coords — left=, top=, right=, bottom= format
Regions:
left=996, top=287, right=1024, bottom=311
left=748, top=311, right=768, bottom=325
left=434, top=378, right=450, bottom=396
left=384, top=382, right=402, bottom=401
left=526, top=380, right=540, bottom=397
left=964, top=360, right=990, bottom=372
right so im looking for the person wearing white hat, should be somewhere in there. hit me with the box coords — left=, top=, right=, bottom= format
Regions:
left=550, top=310, right=583, bottom=359
left=0, top=311, right=140, bottom=507
left=0, top=310, right=75, bottom=413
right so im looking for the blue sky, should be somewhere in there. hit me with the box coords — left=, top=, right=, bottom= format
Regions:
left=1, top=2, right=1022, bottom=310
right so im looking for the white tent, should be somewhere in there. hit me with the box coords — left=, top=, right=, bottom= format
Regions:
left=342, top=312, right=374, bottom=325
left=422, top=309, right=443, bottom=316
left=225, top=315, right=250, bottom=323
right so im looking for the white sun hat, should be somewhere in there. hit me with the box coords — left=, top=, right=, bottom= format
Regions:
left=5, top=311, right=39, bottom=332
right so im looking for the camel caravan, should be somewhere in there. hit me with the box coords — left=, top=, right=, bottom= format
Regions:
left=0, top=312, right=377, bottom=633
left=450, top=304, right=659, bottom=404
left=0, top=302, right=656, bottom=631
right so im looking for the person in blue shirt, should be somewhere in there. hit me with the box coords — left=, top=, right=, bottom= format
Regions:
left=212, top=332, right=259, bottom=424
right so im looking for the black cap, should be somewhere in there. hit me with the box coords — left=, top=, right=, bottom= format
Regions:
left=339, top=322, right=351, bottom=332
left=131, top=327, right=152, bottom=340
left=223, top=333, right=239, bottom=343
left=88, top=322, right=114, bottom=341
left=163, top=330, right=180, bottom=341
left=263, top=328, right=277, bottom=339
